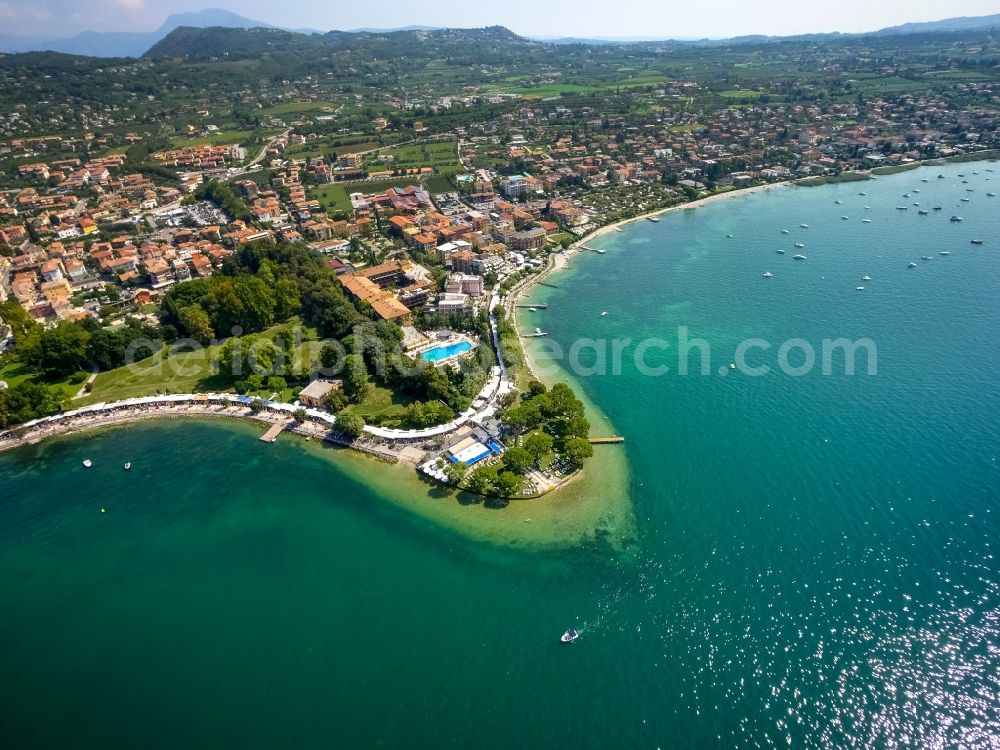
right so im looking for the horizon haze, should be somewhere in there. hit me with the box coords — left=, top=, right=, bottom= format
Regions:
left=2, top=0, right=1000, bottom=41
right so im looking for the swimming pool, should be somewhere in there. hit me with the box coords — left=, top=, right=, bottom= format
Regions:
left=421, top=340, right=473, bottom=362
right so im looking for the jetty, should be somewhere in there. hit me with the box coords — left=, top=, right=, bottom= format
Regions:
left=515, top=303, right=548, bottom=309
left=259, top=423, right=284, bottom=443
left=588, top=436, right=625, bottom=444
left=537, top=281, right=559, bottom=289
left=582, top=246, right=606, bottom=254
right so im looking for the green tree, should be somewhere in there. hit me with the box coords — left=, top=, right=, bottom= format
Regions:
left=266, top=376, right=287, bottom=392
left=342, top=354, right=370, bottom=403
left=523, top=431, right=554, bottom=462
left=335, top=410, right=365, bottom=439
left=178, top=305, right=214, bottom=345
left=293, top=407, right=308, bottom=422
left=502, top=445, right=533, bottom=474
left=467, top=466, right=496, bottom=495
left=563, top=437, right=594, bottom=469
left=18, top=321, right=90, bottom=378
left=0, top=300, right=35, bottom=338
left=494, top=470, right=524, bottom=497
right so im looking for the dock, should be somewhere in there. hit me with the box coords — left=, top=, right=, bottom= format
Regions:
left=581, top=246, right=607, bottom=254
left=588, top=436, right=625, bottom=444
left=515, top=303, right=548, bottom=309
left=537, top=281, right=559, bottom=289
left=523, top=331, right=548, bottom=338
left=259, top=423, right=284, bottom=443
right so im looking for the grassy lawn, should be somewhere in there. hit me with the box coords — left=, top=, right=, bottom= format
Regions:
left=343, top=384, right=415, bottom=425
left=0, top=360, right=86, bottom=402
left=367, top=140, right=462, bottom=175
left=79, top=324, right=327, bottom=406
left=310, top=184, right=354, bottom=214
left=79, top=343, right=231, bottom=405
left=169, top=128, right=282, bottom=148
left=311, top=175, right=451, bottom=214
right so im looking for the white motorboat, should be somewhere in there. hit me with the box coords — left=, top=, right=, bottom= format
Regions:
left=763, top=272, right=773, bottom=278
left=856, top=286, right=865, bottom=291
left=939, top=251, right=950, bottom=256
left=124, top=462, right=132, bottom=471
left=776, top=249, right=786, bottom=254
left=862, top=275, right=872, bottom=281
left=908, top=262, right=917, bottom=268
left=781, top=229, right=790, bottom=234
left=800, top=223, right=809, bottom=228
left=561, top=629, right=580, bottom=643
left=861, top=219, right=872, bottom=223
left=83, top=459, right=92, bottom=468
left=600, top=311, right=608, bottom=316
left=793, top=254, right=807, bottom=260
left=794, top=243, right=805, bottom=248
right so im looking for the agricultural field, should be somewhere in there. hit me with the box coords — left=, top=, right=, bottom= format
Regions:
left=366, top=140, right=462, bottom=175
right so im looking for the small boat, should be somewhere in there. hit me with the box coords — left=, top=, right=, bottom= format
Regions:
left=124, top=462, right=132, bottom=471
left=971, top=239, right=984, bottom=245
left=922, top=256, right=933, bottom=261
left=987, top=193, right=996, bottom=197
left=83, top=459, right=92, bottom=468
left=902, top=193, right=910, bottom=198
left=763, top=271, right=773, bottom=278
left=794, top=242, right=805, bottom=248
left=939, top=251, right=950, bottom=256
left=534, top=328, right=543, bottom=335
left=835, top=200, right=842, bottom=205
left=729, top=363, right=736, bottom=370
left=862, top=275, right=872, bottom=281
left=938, top=174, right=945, bottom=179
left=601, top=311, right=608, bottom=316
left=800, top=223, right=809, bottom=228
left=841, top=215, right=849, bottom=220
left=932, top=206, right=943, bottom=211
left=918, top=209, right=929, bottom=215
left=781, top=229, right=790, bottom=234
left=858, top=192, right=867, bottom=196
left=896, top=206, right=908, bottom=210
left=913, top=189, right=920, bottom=193
left=561, top=629, right=580, bottom=643
left=961, top=197, right=971, bottom=202
left=726, top=234, right=734, bottom=239
left=856, top=286, right=865, bottom=291
left=776, top=249, right=786, bottom=254
left=793, top=254, right=807, bottom=260
left=908, top=262, right=917, bottom=268
left=861, top=218, right=872, bottom=223
left=921, top=179, right=928, bottom=183
left=950, top=216, right=963, bottom=222
left=647, top=216, right=660, bottom=223
left=912, top=202, right=920, bottom=206
left=966, top=188, right=975, bottom=192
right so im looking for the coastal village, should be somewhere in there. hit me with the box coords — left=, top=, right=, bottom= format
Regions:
left=1, top=31, right=998, bottom=497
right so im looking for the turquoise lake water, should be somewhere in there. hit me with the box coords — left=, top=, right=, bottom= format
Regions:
left=420, top=339, right=473, bottom=362
left=2, top=161, right=999, bottom=748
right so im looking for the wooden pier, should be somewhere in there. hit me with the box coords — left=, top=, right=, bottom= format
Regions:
left=588, top=436, right=625, bottom=444
left=515, top=303, right=548, bottom=309
left=259, top=423, right=284, bottom=443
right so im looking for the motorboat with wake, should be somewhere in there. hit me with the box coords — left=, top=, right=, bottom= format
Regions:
left=561, top=629, right=580, bottom=643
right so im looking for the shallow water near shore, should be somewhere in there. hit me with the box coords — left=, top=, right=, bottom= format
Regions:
left=2, top=161, right=1000, bottom=748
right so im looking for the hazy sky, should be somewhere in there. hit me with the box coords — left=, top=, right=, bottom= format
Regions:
left=2, top=0, right=999, bottom=38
